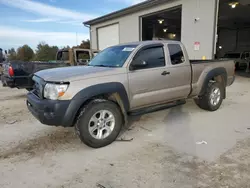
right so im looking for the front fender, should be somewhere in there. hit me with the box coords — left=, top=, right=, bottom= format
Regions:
left=62, top=82, right=129, bottom=126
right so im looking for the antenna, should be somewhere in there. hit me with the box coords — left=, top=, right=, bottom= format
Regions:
left=76, top=32, right=78, bottom=46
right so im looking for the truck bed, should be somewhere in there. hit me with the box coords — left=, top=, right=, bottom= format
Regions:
left=2, top=60, right=70, bottom=89
left=190, top=59, right=235, bottom=97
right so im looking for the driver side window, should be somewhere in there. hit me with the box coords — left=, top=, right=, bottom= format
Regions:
left=132, top=46, right=165, bottom=70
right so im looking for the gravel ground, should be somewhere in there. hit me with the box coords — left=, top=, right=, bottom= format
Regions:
left=0, top=76, right=250, bottom=188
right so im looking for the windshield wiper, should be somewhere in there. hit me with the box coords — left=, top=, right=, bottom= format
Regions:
left=89, top=64, right=117, bottom=68
left=93, top=64, right=106, bottom=67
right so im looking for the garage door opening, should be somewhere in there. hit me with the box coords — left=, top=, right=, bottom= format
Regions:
left=97, top=23, right=119, bottom=50
left=141, top=6, right=182, bottom=41
left=216, top=0, right=250, bottom=71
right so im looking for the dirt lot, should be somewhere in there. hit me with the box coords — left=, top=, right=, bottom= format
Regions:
left=0, top=76, right=250, bottom=188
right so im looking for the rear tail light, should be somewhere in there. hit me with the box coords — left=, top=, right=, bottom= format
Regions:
left=8, top=66, right=14, bottom=77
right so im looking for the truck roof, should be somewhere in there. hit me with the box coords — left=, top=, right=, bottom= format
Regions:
left=113, top=40, right=182, bottom=47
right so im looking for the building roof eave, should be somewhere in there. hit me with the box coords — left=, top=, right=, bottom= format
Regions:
left=83, top=0, right=171, bottom=25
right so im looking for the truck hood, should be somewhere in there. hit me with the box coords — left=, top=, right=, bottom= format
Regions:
left=35, top=66, right=125, bottom=82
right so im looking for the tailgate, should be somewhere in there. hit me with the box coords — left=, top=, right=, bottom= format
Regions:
left=32, top=62, right=70, bottom=73
left=3, top=61, right=34, bottom=77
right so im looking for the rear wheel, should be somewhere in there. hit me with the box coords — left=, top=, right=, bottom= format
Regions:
left=75, top=99, right=123, bottom=148
left=2, top=81, right=7, bottom=87
left=194, top=82, right=224, bottom=111
left=1, top=76, right=7, bottom=87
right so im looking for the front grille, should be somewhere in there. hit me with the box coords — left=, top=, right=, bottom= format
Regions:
left=33, top=84, right=40, bottom=98
left=32, top=75, right=45, bottom=98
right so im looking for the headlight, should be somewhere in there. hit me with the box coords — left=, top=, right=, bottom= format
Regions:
left=44, top=83, right=69, bottom=100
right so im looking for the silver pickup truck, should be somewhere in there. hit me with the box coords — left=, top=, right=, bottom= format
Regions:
left=27, top=41, right=235, bottom=148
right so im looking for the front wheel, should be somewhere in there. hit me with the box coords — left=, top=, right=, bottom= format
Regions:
left=75, top=99, right=123, bottom=148
left=194, top=82, right=224, bottom=111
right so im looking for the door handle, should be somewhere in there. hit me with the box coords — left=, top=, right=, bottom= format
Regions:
left=161, top=71, right=170, bottom=76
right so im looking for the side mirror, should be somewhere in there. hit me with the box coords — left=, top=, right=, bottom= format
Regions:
left=130, top=59, right=148, bottom=70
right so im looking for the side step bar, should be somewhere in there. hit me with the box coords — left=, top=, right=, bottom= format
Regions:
left=129, top=100, right=186, bottom=116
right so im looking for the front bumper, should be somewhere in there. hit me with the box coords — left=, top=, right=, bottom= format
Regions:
left=27, top=92, right=71, bottom=126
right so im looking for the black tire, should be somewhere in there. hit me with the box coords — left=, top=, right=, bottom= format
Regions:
left=194, top=82, right=224, bottom=111
left=2, top=82, right=7, bottom=87
left=75, top=99, right=123, bottom=148
left=1, top=76, right=6, bottom=87
left=235, top=62, right=240, bottom=70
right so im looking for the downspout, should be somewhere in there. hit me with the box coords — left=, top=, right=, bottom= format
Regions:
left=83, top=23, right=92, bottom=50
left=212, top=0, right=220, bottom=59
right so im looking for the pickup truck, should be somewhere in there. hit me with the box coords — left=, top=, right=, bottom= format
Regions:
left=223, top=51, right=250, bottom=72
left=27, top=41, right=235, bottom=148
left=1, top=48, right=99, bottom=89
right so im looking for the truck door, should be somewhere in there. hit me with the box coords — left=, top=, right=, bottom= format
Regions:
left=164, top=43, right=192, bottom=100
left=128, top=44, right=171, bottom=109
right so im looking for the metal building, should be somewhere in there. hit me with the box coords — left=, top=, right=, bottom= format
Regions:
left=84, top=0, right=250, bottom=60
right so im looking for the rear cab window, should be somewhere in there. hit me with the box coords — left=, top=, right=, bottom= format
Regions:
left=167, top=44, right=185, bottom=65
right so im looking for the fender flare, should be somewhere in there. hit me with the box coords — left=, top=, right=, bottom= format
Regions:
left=199, top=67, right=227, bottom=96
left=62, top=82, right=129, bottom=126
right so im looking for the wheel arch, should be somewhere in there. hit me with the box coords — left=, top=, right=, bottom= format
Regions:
left=62, top=82, right=129, bottom=127
left=199, top=67, right=227, bottom=98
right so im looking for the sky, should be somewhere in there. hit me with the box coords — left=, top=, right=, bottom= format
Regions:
left=0, top=0, right=145, bottom=50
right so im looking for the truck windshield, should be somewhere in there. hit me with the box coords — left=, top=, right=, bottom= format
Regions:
left=89, top=45, right=137, bottom=67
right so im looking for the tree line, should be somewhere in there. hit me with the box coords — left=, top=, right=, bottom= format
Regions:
left=6, top=40, right=90, bottom=62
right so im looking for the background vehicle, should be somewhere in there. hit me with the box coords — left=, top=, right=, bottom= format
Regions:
left=1, top=48, right=99, bottom=89
left=0, top=62, right=3, bottom=77
left=0, top=49, right=6, bottom=77
left=224, top=51, right=250, bottom=72
left=27, top=41, right=235, bottom=148
left=56, top=48, right=99, bottom=66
